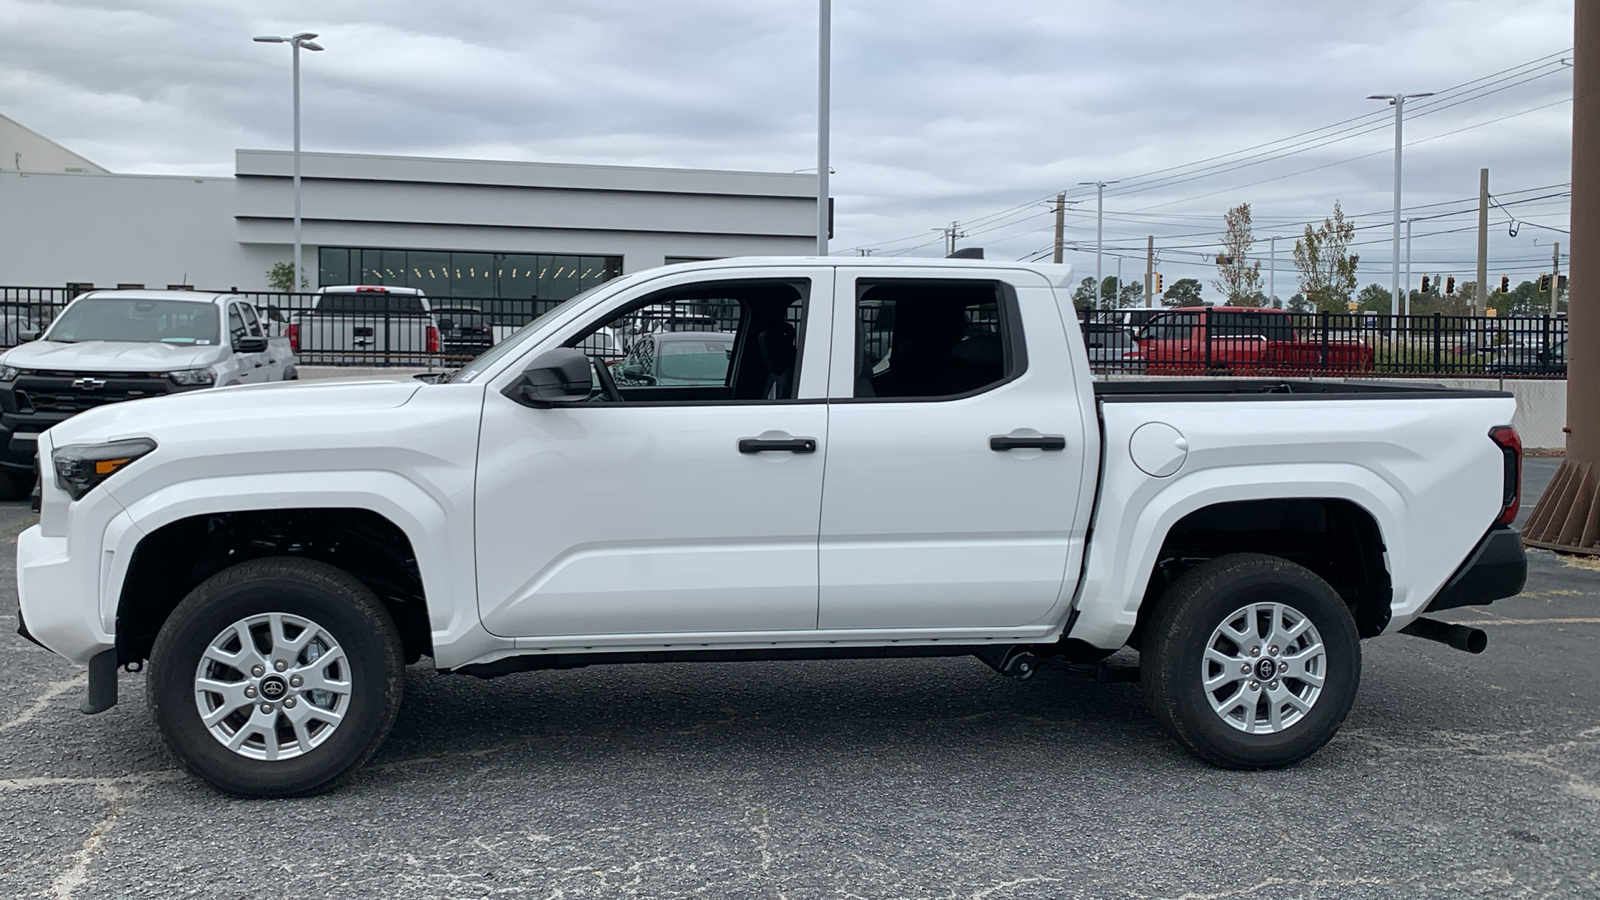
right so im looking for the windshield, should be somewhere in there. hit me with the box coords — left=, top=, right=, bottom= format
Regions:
left=657, top=338, right=734, bottom=380
left=45, top=298, right=220, bottom=345
left=448, top=284, right=609, bottom=384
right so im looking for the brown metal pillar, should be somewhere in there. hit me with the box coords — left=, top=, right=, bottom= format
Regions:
left=1524, top=2, right=1600, bottom=551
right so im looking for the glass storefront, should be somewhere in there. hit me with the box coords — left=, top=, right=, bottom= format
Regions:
left=318, top=247, right=623, bottom=300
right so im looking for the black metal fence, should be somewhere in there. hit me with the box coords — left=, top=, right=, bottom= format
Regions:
left=1080, top=308, right=1568, bottom=379
left=0, top=287, right=1573, bottom=377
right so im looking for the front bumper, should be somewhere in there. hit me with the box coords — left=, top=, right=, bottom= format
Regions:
left=15, top=524, right=113, bottom=665
left=1424, top=525, right=1528, bottom=613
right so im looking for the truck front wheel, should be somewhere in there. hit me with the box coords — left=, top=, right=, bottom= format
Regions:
left=147, top=557, right=405, bottom=796
left=1141, top=553, right=1360, bottom=769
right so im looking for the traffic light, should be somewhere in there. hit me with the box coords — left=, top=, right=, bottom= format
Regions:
left=1421, top=275, right=1432, bottom=294
left=1499, top=275, right=1510, bottom=294
left=1445, top=276, right=1456, bottom=296
left=1539, top=273, right=1552, bottom=293
left=1155, top=273, right=1164, bottom=293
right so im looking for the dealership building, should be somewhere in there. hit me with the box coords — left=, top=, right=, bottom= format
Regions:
left=0, top=114, right=821, bottom=301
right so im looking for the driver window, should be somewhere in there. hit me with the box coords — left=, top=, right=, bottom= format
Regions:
left=227, top=304, right=249, bottom=347
left=567, top=279, right=807, bottom=404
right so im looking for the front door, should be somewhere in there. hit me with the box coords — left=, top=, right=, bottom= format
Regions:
left=474, top=270, right=834, bottom=638
left=816, top=268, right=1093, bottom=630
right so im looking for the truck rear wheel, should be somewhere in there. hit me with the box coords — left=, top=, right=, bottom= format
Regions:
left=147, top=557, right=404, bottom=796
left=1141, top=553, right=1360, bottom=769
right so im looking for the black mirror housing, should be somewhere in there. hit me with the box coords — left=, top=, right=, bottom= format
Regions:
left=506, top=348, right=592, bottom=408
left=236, top=335, right=269, bottom=353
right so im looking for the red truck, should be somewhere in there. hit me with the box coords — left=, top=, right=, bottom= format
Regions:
left=1131, top=307, right=1375, bottom=376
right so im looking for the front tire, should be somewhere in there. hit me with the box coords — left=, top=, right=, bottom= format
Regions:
left=147, top=558, right=404, bottom=796
left=1142, top=553, right=1360, bottom=769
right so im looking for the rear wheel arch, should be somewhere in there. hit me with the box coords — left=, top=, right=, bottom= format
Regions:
left=115, top=507, right=433, bottom=668
left=1130, top=497, right=1392, bottom=647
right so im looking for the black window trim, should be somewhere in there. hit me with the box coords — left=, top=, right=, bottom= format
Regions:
left=554, top=276, right=814, bottom=407
left=831, top=277, right=1028, bottom=404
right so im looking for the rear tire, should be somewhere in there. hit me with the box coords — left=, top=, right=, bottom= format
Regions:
left=1141, top=553, right=1360, bottom=769
left=0, top=468, right=37, bottom=501
left=147, top=557, right=404, bottom=796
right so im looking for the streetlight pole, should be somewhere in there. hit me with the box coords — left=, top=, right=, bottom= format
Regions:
left=816, top=0, right=830, bottom=257
left=254, top=32, right=324, bottom=291
left=1404, top=217, right=1414, bottom=315
left=1079, top=181, right=1116, bottom=306
left=1368, top=91, right=1433, bottom=316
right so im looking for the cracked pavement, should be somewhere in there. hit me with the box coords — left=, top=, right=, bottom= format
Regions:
left=1, top=457, right=1597, bottom=899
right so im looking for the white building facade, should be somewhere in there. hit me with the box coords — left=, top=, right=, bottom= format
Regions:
left=0, top=137, right=820, bottom=300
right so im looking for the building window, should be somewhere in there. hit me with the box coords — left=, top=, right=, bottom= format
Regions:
left=316, top=247, right=623, bottom=299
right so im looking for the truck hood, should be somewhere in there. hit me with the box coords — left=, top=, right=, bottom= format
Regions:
left=45, top=377, right=427, bottom=448
left=1, top=340, right=226, bottom=372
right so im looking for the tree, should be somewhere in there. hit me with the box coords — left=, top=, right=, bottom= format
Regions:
left=1292, top=202, right=1360, bottom=312
left=1071, top=277, right=1097, bottom=312
left=1162, top=278, right=1205, bottom=307
left=1286, top=292, right=1312, bottom=313
left=266, top=262, right=307, bottom=292
left=1355, top=283, right=1392, bottom=313
left=1117, top=280, right=1146, bottom=307
left=1213, top=202, right=1263, bottom=306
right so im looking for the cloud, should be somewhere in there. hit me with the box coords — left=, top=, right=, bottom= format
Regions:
left=0, top=0, right=1574, bottom=290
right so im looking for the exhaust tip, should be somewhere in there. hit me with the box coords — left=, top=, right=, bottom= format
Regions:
left=1399, top=617, right=1489, bottom=654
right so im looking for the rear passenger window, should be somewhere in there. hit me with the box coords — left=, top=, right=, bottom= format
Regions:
left=853, top=280, right=1020, bottom=399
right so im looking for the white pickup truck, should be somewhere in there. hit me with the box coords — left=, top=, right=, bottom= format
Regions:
left=16, top=258, right=1527, bottom=797
left=0, top=290, right=296, bottom=501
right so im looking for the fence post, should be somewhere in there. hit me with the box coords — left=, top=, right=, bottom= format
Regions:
left=1318, top=311, right=1329, bottom=374
left=1440, top=312, right=1452, bottom=371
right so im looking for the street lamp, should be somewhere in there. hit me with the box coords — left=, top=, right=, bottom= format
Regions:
left=1368, top=91, right=1433, bottom=316
left=816, top=0, right=830, bottom=257
left=254, top=32, right=324, bottom=292
left=1079, top=181, right=1117, bottom=307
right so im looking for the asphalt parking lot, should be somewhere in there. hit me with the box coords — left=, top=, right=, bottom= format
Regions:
left=1, top=458, right=1596, bottom=899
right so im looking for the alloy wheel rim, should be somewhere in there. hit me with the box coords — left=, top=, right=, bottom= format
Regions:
left=1201, top=601, right=1326, bottom=734
left=192, top=612, right=352, bottom=760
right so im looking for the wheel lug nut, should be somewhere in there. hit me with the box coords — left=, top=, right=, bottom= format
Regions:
left=260, top=702, right=274, bottom=714
left=283, top=697, right=297, bottom=709
left=1251, top=646, right=1261, bottom=657
left=1268, top=646, right=1279, bottom=656
left=289, top=675, right=303, bottom=688
left=244, top=685, right=257, bottom=699
left=1269, top=680, right=1280, bottom=690
left=251, top=665, right=265, bottom=677
left=1249, top=680, right=1260, bottom=690
left=1240, top=664, right=1251, bottom=674
left=273, top=659, right=288, bottom=672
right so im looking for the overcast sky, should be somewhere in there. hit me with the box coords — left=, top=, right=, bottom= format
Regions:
left=0, top=0, right=1576, bottom=294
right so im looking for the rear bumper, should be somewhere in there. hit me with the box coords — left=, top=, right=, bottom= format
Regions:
left=1423, top=525, right=1528, bottom=613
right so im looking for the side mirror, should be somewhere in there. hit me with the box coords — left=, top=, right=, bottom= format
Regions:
left=264, top=306, right=287, bottom=323
left=505, top=348, right=592, bottom=408
left=18, top=328, right=40, bottom=342
left=236, top=335, right=269, bottom=353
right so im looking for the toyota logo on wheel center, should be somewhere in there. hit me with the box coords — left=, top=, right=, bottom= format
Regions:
left=1254, top=658, right=1279, bottom=682
left=259, top=675, right=287, bottom=700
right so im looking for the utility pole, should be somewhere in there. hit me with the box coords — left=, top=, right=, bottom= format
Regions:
left=1116, top=256, right=1123, bottom=305
left=1368, top=91, right=1433, bottom=316
left=935, top=221, right=966, bottom=256
left=1052, top=193, right=1066, bottom=264
left=1524, top=4, right=1599, bottom=552
left=1079, top=181, right=1116, bottom=307
left=1269, top=236, right=1277, bottom=306
left=816, top=0, right=831, bottom=257
left=1404, top=218, right=1414, bottom=316
left=1477, top=168, right=1490, bottom=317
left=1145, top=235, right=1154, bottom=308
left=1551, top=241, right=1562, bottom=315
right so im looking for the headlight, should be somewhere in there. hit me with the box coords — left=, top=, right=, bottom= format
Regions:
left=0, top=365, right=18, bottom=382
left=52, top=438, right=157, bottom=500
left=168, top=368, right=215, bottom=386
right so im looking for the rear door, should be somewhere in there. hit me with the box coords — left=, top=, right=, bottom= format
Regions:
left=816, top=267, right=1094, bottom=630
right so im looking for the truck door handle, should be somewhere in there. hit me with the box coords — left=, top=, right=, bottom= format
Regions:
left=990, top=435, right=1066, bottom=452
left=738, top=437, right=817, bottom=454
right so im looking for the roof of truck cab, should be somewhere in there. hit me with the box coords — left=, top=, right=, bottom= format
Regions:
left=653, top=256, right=1076, bottom=289
left=75, top=290, right=237, bottom=304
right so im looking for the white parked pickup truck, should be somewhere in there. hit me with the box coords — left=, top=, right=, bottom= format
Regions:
left=15, top=259, right=1527, bottom=796
left=0, top=290, right=296, bottom=501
